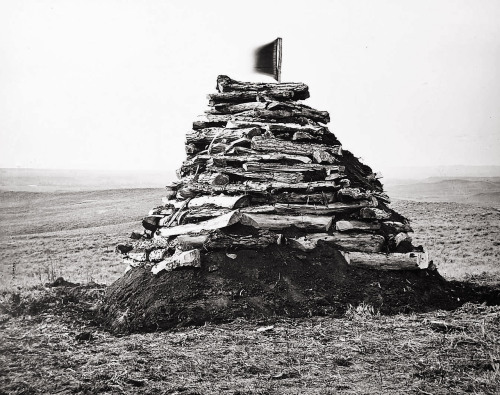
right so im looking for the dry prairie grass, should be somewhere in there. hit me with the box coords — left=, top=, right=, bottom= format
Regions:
left=391, top=200, right=500, bottom=281
left=0, top=189, right=164, bottom=291
left=1, top=190, right=499, bottom=292
left=0, top=292, right=498, bottom=394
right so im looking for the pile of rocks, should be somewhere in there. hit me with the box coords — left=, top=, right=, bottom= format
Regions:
left=118, top=75, right=427, bottom=273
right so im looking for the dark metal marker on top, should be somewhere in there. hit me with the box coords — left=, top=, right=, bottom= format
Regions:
left=254, top=37, right=282, bottom=83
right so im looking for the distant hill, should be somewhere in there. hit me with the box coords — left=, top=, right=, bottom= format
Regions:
left=0, top=168, right=176, bottom=192
left=381, top=165, right=500, bottom=181
left=3, top=168, right=500, bottom=209
left=456, top=191, right=500, bottom=208
left=385, top=178, right=500, bottom=208
left=0, top=188, right=166, bottom=236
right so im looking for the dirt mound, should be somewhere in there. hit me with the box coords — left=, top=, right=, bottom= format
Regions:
left=101, top=243, right=469, bottom=334
left=2, top=283, right=106, bottom=325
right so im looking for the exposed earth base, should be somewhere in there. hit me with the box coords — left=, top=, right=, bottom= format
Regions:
left=101, top=243, right=499, bottom=334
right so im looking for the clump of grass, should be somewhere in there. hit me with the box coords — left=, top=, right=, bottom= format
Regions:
left=344, top=301, right=379, bottom=319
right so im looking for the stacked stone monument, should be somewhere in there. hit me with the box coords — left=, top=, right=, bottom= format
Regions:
left=119, top=75, right=427, bottom=273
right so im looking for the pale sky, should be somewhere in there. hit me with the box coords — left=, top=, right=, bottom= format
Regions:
left=1, top=0, right=499, bottom=178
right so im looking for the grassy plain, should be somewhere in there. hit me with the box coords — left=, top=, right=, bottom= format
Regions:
left=1, top=189, right=499, bottom=291
left=1, top=188, right=499, bottom=394
left=0, top=189, right=165, bottom=291
left=391, top=200, right=500, bottom=281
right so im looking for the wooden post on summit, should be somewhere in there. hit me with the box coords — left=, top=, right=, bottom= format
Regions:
left=276, top=37, right=282, bottom=83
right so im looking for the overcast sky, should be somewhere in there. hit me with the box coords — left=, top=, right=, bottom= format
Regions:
left=1, top=0, right=499, bottom=178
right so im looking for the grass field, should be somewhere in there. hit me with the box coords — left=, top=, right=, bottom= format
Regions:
left=391, top=200, right=500, bottom=281
left=0, top=189, right=165, bottom=291
left=1, top=188, right=499, bottom=394
left=1, top=189, right=499, bottom=291
left=1, top=302, right=499, bottom=394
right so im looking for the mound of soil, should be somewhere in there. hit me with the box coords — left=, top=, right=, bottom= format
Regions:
left=2, top=283, right=106, bottom=324
left=101, top=243, right=477, bottom=334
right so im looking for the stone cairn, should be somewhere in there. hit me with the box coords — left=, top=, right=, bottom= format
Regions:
left=118, top=75, right=427, bottom=274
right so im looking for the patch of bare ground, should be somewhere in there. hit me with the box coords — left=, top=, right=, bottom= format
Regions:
left=0, top=289, right=498, bottom=394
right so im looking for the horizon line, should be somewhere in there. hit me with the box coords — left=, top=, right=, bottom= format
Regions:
left=2, top=164, right=500, bottom=171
